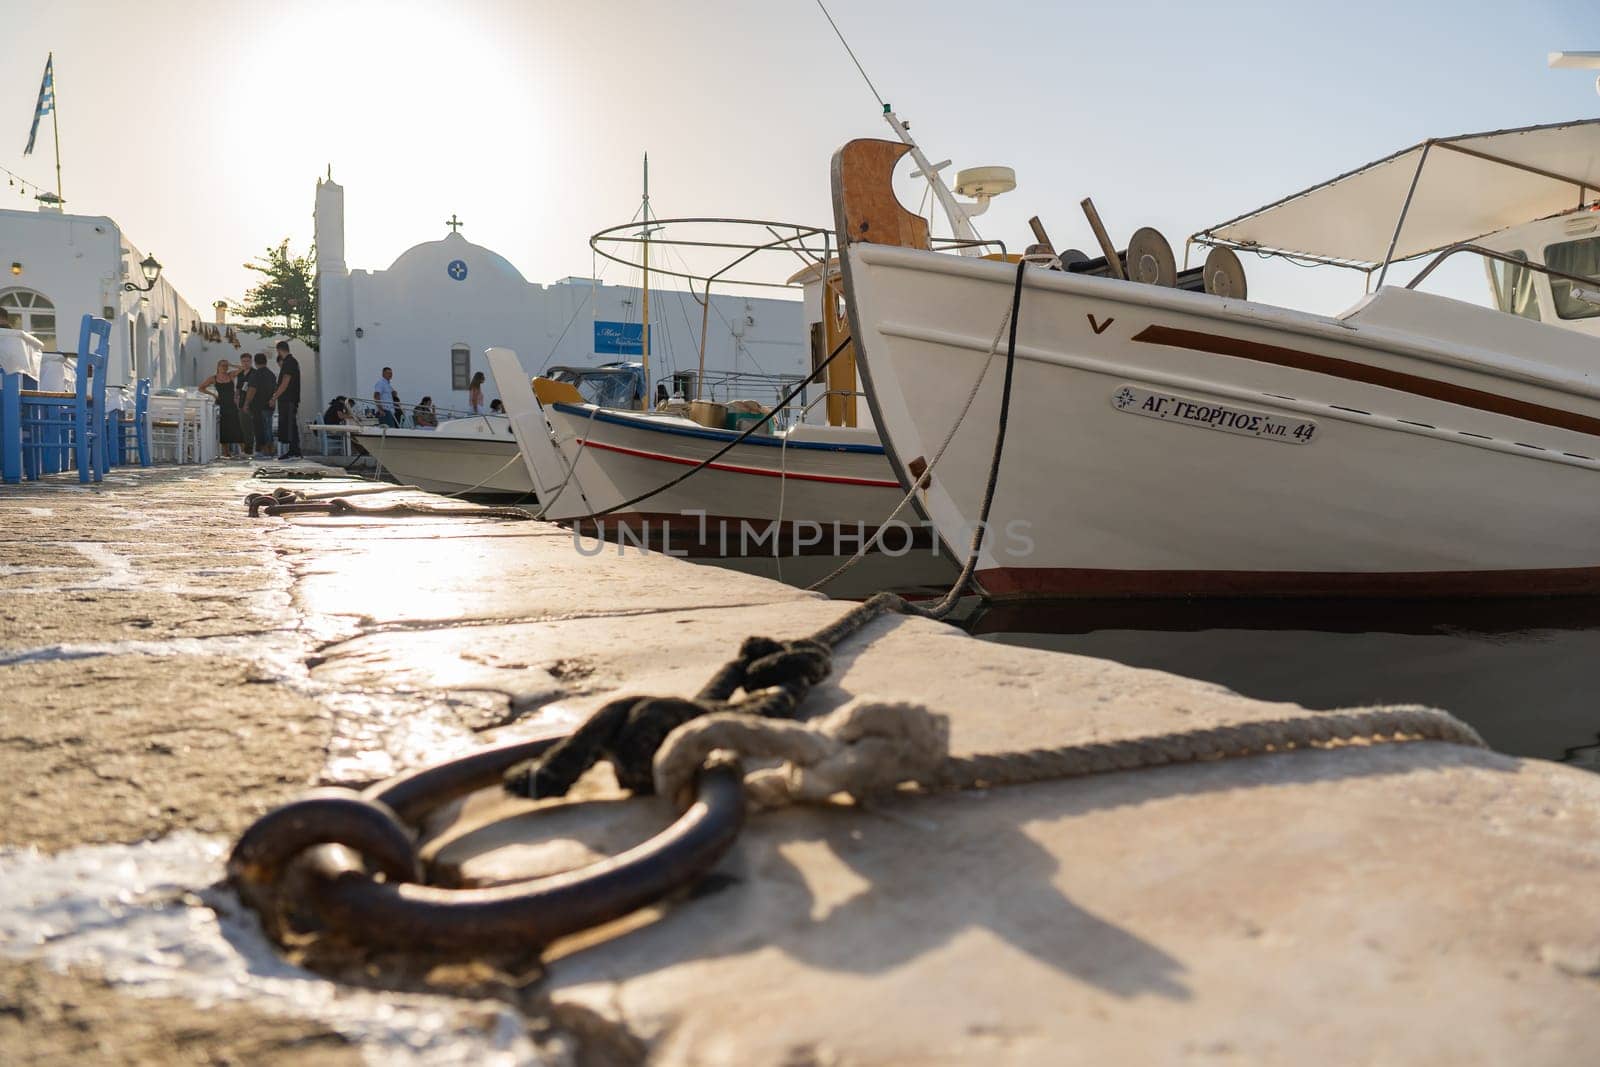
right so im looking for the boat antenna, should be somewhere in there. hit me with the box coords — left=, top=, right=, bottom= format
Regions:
left=815, top=0, right=985, bottom=254
left=815, top=0, right=885, bottom=110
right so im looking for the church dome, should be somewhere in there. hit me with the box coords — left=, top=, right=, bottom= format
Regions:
left=384, top=230, right=529, bottom=287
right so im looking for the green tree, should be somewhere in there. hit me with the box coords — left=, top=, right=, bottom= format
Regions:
left=233, top=239, right=317, bottom=349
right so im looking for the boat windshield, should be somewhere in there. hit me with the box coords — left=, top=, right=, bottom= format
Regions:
left=1488, top=252, right=1542, bottom=321
left=548, top=364, right=645, bottom=408
left=1544, top=237, right=1600, bottom=320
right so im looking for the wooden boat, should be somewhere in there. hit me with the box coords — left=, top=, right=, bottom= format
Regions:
left=837, top=119, right=1600, bottom=599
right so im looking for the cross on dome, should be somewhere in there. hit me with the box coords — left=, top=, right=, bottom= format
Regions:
left=446, top=213, right=464, bottom=234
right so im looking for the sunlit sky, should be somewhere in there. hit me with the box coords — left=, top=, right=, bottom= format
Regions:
left=3, top=0, right=1596, bottom=317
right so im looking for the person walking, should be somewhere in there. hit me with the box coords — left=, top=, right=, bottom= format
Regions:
left=270, top=340, right=303, bottom=459
left=241, top=352, right=277, bottom=460
left=373, top=367, right=399, bottom=428
left=198, top=358, right=246, bottom=459
left=468, top=370, right=486, bottom=415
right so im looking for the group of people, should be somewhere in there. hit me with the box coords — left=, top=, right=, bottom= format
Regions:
left=197, top=340, right=302, bottom=460
left=197, top=357, right=508, bottom=459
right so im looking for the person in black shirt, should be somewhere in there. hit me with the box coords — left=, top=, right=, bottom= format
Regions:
left=270, top=340, right=303, bottom=459
left=240, top=352, right=276, bottom=460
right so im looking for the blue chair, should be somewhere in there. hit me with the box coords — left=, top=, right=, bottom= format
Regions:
left=2, top=316, right=111, bottom=484
left=110, top=378, right=152, bottom=467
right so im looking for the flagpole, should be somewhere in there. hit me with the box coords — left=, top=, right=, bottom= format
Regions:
left=48, top=53, right=61, bottom=202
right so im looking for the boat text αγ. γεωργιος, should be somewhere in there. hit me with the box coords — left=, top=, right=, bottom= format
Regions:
left=1110, top=385, right=1317, bottom=444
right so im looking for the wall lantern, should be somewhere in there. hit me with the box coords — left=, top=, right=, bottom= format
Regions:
left=122, top=254, right=163, bottom=292
left=8, top=262, right=20, bottom=276
left=355, top=327, right=364, bottom=338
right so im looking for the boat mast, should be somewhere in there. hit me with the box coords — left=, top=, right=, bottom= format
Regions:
left=814, top=2, right=982, bottom=254
left=640, top=152, right=651, bottom=406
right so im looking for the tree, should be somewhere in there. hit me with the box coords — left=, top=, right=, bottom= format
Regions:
left=233, top=239, right=317, bottom=349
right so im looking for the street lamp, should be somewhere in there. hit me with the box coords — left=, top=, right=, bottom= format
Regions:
left=122, top=254, right=163, bottom=292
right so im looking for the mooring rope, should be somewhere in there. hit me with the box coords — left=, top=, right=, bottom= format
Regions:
left=807, top=252, right=1050, bottom=595
left=651, top=701, right=1488, bottom=809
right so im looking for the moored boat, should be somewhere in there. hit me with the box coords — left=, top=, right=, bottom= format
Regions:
left=352, top=414, right=532, bottom=497
left=837, top=119, right=1600, bottom=599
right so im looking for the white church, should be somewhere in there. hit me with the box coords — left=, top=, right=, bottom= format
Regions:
left=313, top=178, right=807, bottom=419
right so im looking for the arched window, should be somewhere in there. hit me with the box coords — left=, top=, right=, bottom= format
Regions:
left=450, top=343, right=470, bottom=389
left=0, top=288, right=56, bottom=349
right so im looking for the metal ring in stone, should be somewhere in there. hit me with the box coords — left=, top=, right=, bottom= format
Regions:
left=306, top=759, right=746, bottom=953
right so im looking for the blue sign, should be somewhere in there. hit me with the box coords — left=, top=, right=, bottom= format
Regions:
left=447, top=259, right=468, bottom=281
left=594, top=320, right=651, bottom=355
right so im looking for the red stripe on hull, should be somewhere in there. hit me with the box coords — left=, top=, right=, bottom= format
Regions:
left=976, top=565, right=1600, bottom=600
left=579, top=438, right=901, bottom=488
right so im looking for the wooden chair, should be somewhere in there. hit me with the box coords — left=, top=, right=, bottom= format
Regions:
left=1, top=315, right=110, bottom=484
left=111, top=378, right=153, bottom=467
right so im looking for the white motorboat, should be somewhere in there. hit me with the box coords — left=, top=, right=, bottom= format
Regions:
left=837, top=119, right=1600, bottom=599
left=352, top=414, right=533, bottom=497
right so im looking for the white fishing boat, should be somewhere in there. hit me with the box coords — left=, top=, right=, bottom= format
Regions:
left=487, top=349, right=935, bottom=558
left=838, top=118, right=1600, bottom=599
left=486, top=168, right=962, bottom=565
left=352, top=414, right=532, bottom=497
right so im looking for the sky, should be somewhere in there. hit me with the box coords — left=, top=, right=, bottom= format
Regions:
left=2, top=0, right=1596, bottom=318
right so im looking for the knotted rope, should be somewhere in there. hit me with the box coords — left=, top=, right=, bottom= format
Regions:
left=503, top=592, right=914, bottom=799
left=652, top=702, right=1489, bottom=810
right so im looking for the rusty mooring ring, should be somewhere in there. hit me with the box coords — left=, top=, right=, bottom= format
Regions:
left=227, top=732, right=745, bottom=953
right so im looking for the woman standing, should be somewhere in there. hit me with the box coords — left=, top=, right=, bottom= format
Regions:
left=468, top=370, right=486, bottom=415
left=199, top=358, right=246, bottom=459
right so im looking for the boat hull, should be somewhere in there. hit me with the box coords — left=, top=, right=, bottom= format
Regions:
left=352, top=422, right=533, bottom=497
left=537, top=403, right=931, bottom=556
left=484, top=347, right=938, bottom=561
left=842, top=241, right=1600, bottom=599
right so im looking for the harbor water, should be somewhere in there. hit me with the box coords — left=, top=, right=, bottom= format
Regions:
left=965, top=597, right=1600, bottom=773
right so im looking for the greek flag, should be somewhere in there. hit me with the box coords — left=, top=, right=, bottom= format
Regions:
left=24, top=55, right=53, bottom=157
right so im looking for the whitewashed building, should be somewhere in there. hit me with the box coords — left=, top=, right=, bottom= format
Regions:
left=313, top=178, right=807, bottom=418
left=0, top=201, right=199, bottom=390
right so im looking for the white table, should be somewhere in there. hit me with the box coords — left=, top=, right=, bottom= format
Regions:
left=0, top=329, right=44, bottom=381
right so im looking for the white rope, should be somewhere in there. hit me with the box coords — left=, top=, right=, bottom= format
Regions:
left=807, top=252, right=1060, bottom=593
left=653, top=701, right=1488, bottom=811
left=805, top=283, right=1016, bottom=592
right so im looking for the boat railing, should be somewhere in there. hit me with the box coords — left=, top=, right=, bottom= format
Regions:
left=345, top=397, right=504, bottom=428
left=798, top=388, right=868, bottom=421
left=1406, top=242, right=1600, bottom=296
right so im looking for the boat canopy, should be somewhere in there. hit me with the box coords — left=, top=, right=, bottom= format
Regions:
left=1192, top=118, right=1600, bottom=271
